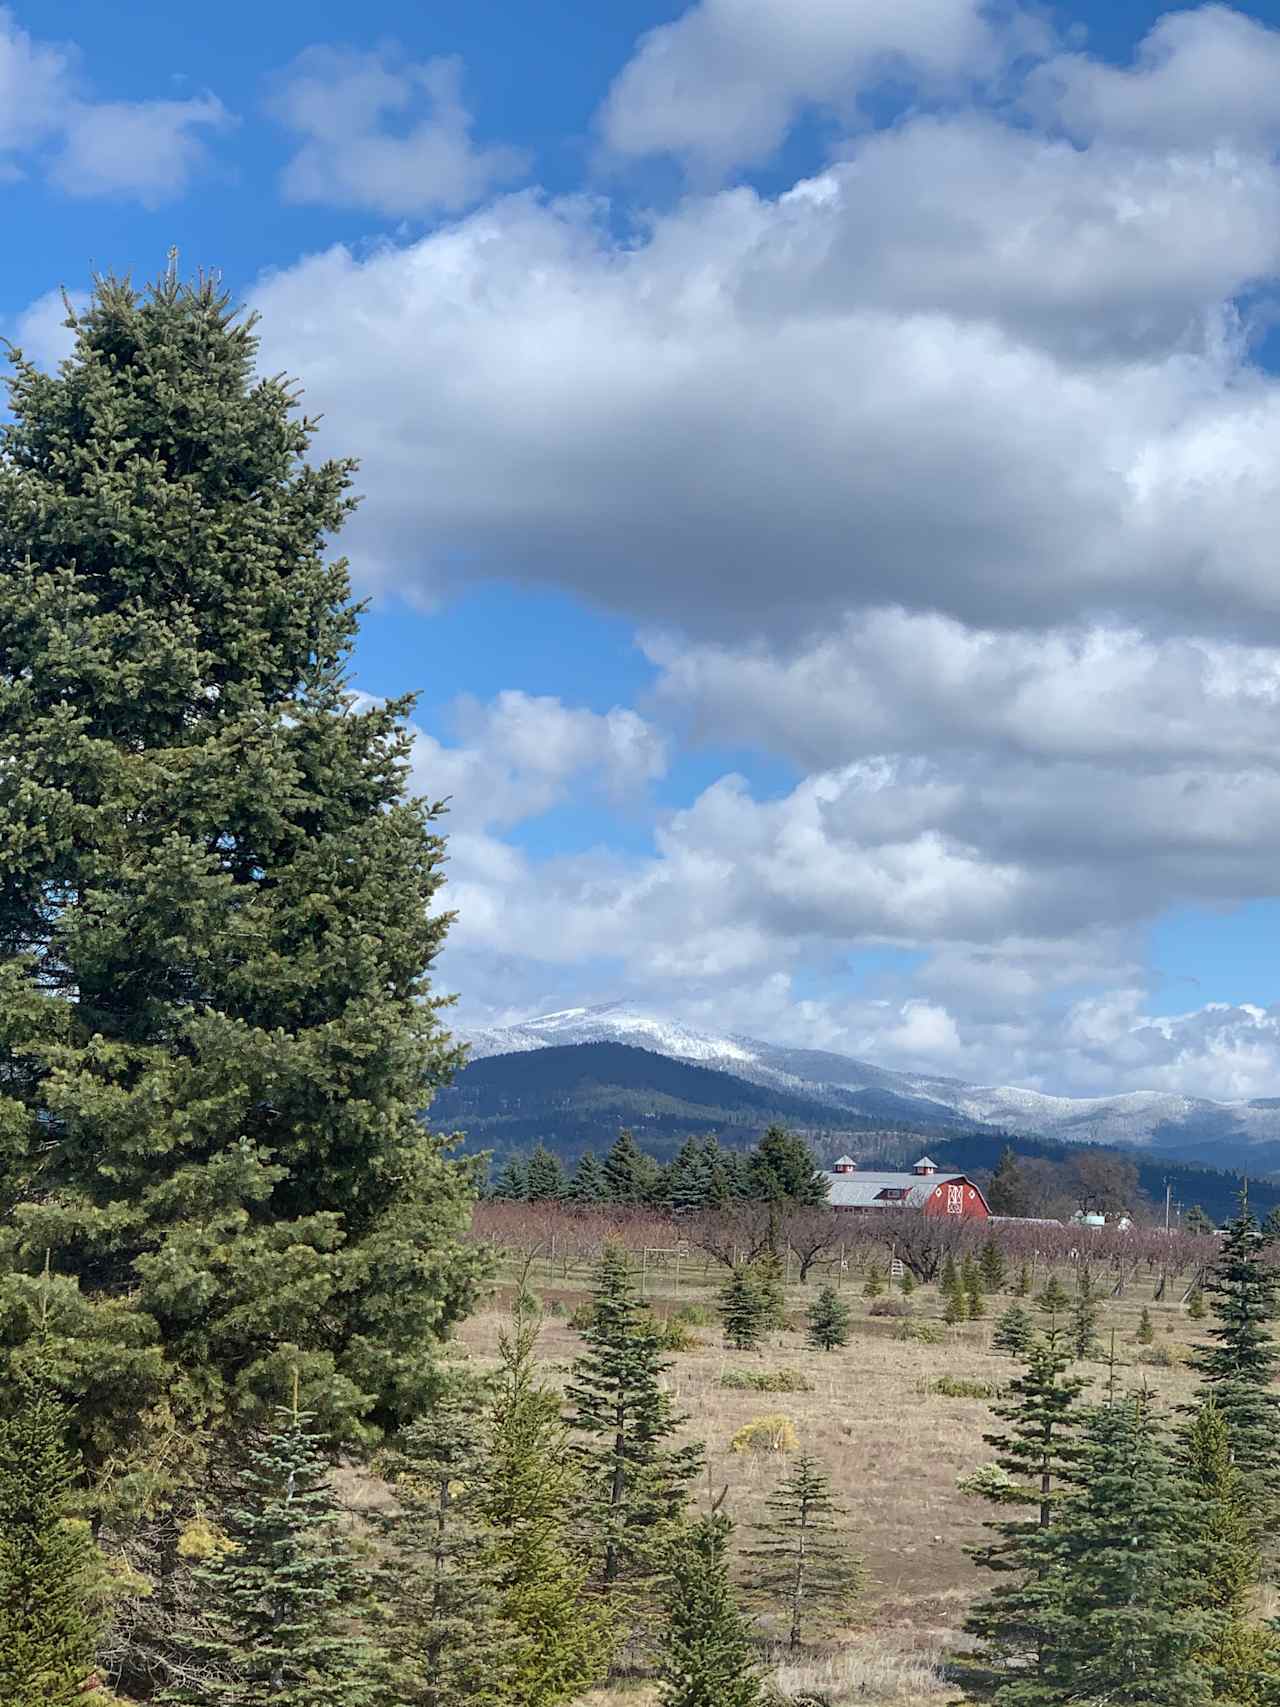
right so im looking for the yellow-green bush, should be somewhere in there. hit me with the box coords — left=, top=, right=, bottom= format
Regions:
left=729, top=1414, right=800, bottom=1454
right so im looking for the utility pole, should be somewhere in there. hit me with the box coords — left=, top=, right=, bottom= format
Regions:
left=1165, top=1180, right=1172, bottom=1235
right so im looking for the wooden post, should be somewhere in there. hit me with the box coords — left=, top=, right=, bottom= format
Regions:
left=641, top=1246, right=648, bottom=1300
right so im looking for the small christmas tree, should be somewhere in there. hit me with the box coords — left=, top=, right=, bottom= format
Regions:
left=979, top=1239, right=1007, bottom=1294
left=371, top=1385, right=513, bottom=1706
left=1071, top=1271, right=1102, bottom=1363
left=161, top=1392, right=379, bottom=1705
left=992, top=1303, right=1035, bottom=1358
left=1013, top=1262, right=1032, bottom=1298
left=862, top=1261, right=886, bottom=1299
left=0, top=1373, right=101, bottom=1707
left=484, top=1294, right=612, bottom=1706
left=1187, top=1286, right=1207, bottom=1322
left=966, top=1273, right=987, bottom=1320
left=567, top=1247, right=703, bottom=1592
left=944, top=1284, right=967, bottom=1327
left=743, top=1451, right=866, bottom=1649
left=940, top=1254, right=960, bottom=1294
left=1035, top=1276, right=1071, bottom=1321
left=751, top=1251, right=787, bottom=1332
left=805, top=1286, right=852, bottom=1352
left=899, top=1267, right=916, bottom=1296
left=658, top=1514, right=760, bottom=1707
left=721, top=1269, right=768, bottom=1351
left=1137, top=1307, right=1156, bottom=1346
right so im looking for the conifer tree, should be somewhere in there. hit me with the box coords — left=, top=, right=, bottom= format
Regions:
left=743, top=1451, right=866, bottom=1650
left=1035, top=1277, right=1071, bottom=1321
left=752, top=1250, right=788, bottom=1331
left=569, top=1152, right=608, bottom=1204
left=967, top=1271, right=987, bottom=1320
left=964, top=1332, right=1091, bottom=1697
left=721, top=1269, right=768, bottom=1351
left=992, top=1304, right=1035, bottom=1358
left=483, top=1293, right=611, bottom=1707
left=566, top=1247, right=703, bottom=1593
left=805, top=1285, right=852, bottom=1352
left=491, top=1158, right=530, bottom=1201
left=1180, top=1399, right=1277, bottom=1705
left=899, top=1266, right=916, bottom=1295
left=1014, top=1263, right=1032, bottom=1299
left=603, top=1131, right=660, bottom=1204
left=987, top=1149, right=1032, bottom=1218
left=979, top=1238, right=1007, bottom=1294
left=0, top=1372, right=101, bottom=1707
left=1188, top=1286, right=1207, bottom=1322
left=0, top=275, right=483, bottom=1469
left=525, top=1145, right=568, bottom=1202
left=1261, top=1204, right=1280, bottom=1246
left=1070, top=1271, right=1101, bottom=1362
left=1185, top=1206, right=1215, bottom=1238
left=941, top=1253, right=959, bottom=1293
left=944, top=1283, right=967, bottom=1327
left=667, top=1139, right=713, bottom=1213
left=1045, top=1398, right=1213, bottom=1707
left=862, top=1261, right=886, bottom=1300
left=160, top=1399, right=379, bottom=1705
left=371, top=1385, right=513, bottom=1707
left=658, top=1513, right=760, bottom=1707
left=1137, top=1307, right=1156, bottom=1346
left=746, top=1127, right=827, bottom=1206
left=1188, top=1199, right=1280, bottom=1524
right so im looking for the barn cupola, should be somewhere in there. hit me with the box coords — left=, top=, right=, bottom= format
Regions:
left=911, top=1156, right=938, bottom=1176
left=832, top=1155, right=858, bottom=1175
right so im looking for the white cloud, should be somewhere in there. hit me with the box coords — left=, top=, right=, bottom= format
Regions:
left=598, top=0, right=1018, bottom=175
left=0, top=7, right=71, bottom=158
left=270, top=46, right=527, bottom=216
left=0, top=9, right=229, bottom=201
left=409, top=689, right=666, bottom=833
left=1027, top=5, right=1280, bottom=150
left=51, top=94, right=230, bottom=205
left=8, top=286, right=88, bottom=369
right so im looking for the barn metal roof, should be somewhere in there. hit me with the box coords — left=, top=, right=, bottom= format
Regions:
left=821, top=1169, right=969, bottom=1209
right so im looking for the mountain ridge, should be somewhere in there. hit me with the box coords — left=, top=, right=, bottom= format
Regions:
left=459, top=1002, right=1280, bottom=1173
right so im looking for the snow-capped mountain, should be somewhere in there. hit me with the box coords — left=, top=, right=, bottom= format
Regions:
left=461, top=1002, right=1280, bottom=1169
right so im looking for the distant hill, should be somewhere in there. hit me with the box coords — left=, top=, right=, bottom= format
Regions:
left=434, top=1039, right=1280, bottom=1224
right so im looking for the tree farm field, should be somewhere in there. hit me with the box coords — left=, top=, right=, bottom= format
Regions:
left=456, top=1209, right=1219, bottom=1707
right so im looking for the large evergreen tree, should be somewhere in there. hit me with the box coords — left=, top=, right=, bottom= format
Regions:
left=160, top=1401, right=379, bottom=1705
left=987, top=1148, right=1032, bottom=1218
left=746, top=1126, right=827, bottom=1206
left=742, top=1451, right=866, bottom=1650
left=525, top=1144, right=568, bottom=1202
left=0, top=1372, right=101, bottom=1707
left=483, top=1294, right=611, bottom=1707
left=566, top=1246, right=703, bottom=1594
left=1045, top=1398, right=1213, bottom=1707
left=568, top=1151, right=608, bottom=1204
left=603, top=1131, right=660, bottom=1204
left=371, top=1385, right=513, bottom=1707
left=658, top=1513, right=760, bottom=1707
left=0, top=276, right=483, bottom=1474
left=1187, top=1198, right=1280, bottom=1528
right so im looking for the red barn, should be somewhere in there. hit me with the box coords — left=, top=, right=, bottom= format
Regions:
left=822, top=1155, right=990, bottom=1221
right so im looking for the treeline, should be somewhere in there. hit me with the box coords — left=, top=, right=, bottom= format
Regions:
left=489, top=1123, right=828, bottom=1210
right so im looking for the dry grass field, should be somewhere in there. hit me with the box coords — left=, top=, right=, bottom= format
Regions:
left=453, top=1251, right=1211, bottom=1707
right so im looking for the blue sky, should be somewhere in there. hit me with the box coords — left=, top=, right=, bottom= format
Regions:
left=10, top=0, right=1280, bottom=1097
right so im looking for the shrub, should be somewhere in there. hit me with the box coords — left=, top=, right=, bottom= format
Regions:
left=957, top=1462, right=1018, bottom=1499
left=673, top=1302, right=715, bottom=1328
left=720, top=1369, right=813, bottom=1393
left=729, top=1414, right=799, bottom=1454
left=1138, top=1341, right=1187, bottom=1368
left=652, top=1318, right=700, bottom=1352
left=931, top=1375, right=997, bottom=1400
left=545, top=1299, right=568, bottom=1318
left=894, top=1319, right=946, bottom=1345
left=868, top=1297, right=912, bottom=1318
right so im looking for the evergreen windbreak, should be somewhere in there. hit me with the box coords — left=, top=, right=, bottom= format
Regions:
left=0, top=276, right=482, bottom=1472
